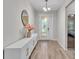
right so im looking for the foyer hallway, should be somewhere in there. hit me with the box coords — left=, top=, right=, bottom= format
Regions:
left=30, top=40, right=75, bottom=59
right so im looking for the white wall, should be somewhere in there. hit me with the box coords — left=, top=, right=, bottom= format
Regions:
left=34, top=11, right=39, bottom=33
left=3, top=0, right=35, bottom=48
left=57, top=5, right=66, bottom=49
left=64, top=0, right=73, bottom=7
left=66, top=1, right=75, bottom=15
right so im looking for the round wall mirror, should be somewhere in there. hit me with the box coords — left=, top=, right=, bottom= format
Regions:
left=21, top=10, right=29, bottom=26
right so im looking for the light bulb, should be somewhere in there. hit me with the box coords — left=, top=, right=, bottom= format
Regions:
left=43, top=7, right=47, bottom=12
left=48, top=8, right=51, bottom=11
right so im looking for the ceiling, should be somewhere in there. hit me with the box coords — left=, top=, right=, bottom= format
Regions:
left=29, top=0, right=64, bottom=12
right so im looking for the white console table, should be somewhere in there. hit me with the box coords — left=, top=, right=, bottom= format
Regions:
left=4, top=33, right=38, bottom=59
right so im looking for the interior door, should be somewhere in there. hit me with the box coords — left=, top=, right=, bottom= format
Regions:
left=39, top=15, right=53, bottom=40
left=41, top=16, right=48, bottom=39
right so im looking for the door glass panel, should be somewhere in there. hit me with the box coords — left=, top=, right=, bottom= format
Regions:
left=41, top=16, right=48, bottom=36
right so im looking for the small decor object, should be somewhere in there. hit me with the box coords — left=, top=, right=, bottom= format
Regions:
left=25, top=24, right=34, bottom=38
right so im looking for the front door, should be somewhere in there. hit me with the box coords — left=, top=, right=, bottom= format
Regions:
left=39, top=15, right=53, bottom=40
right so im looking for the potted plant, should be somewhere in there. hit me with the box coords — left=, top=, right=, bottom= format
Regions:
left=25, top=24, right=34, bottom=38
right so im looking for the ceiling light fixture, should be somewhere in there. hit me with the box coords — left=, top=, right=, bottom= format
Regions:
left=43, top=7, right=47, bottom=12
left=43, top=0, right=51, bottom=12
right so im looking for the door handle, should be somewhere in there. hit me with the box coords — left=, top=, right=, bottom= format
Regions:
left=48, top=28, right=49, bottom=31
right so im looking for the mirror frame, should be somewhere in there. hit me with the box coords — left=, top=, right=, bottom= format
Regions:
left=21, top=9, right=28, bottom=26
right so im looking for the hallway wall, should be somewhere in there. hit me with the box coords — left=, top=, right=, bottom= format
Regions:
left=57, top=0, right=74, bottom=50
left=3, top=0, right=35, bottom=48
left=57, top=5, right=66, bottom=49
left=66, top=1, right=75, bottom=16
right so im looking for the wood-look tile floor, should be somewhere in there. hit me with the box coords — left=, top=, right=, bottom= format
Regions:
left=30, top=40, right=75, bottom=59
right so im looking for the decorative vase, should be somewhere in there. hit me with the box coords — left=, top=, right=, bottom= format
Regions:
left=27, top=31, right=31, bottom=38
